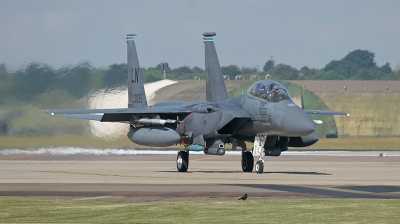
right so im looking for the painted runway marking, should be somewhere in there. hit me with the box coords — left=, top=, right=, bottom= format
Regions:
left=2, top=147, right=400, bottom=156
left=36, top=170, right=171, bottom=179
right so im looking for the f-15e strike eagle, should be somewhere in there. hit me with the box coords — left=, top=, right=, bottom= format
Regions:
left=47, top=32, right=348, bottom=174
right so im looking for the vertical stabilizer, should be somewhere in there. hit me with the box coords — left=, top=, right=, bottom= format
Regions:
left=126, top=34, right=148, bottom=108
left=203, top=32, right=229, bottom=102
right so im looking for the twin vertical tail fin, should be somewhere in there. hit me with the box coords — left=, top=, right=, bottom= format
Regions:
left=126, top=33, right=227, bottom=106
left=203, top=32, right=229, bottom=102
left=126, top=34, right=148, bottom=108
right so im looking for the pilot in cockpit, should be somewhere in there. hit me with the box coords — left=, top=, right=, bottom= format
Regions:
left=257, top=84, right=268, bottom=99
left=258, top=84, right=266, bottom=94
left=272, top=85, right=279, bottom=94
left=268, top=85, right=280, bottom=102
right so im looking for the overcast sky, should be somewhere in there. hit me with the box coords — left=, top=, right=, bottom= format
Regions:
left=1, top=0, right=399, bottom=71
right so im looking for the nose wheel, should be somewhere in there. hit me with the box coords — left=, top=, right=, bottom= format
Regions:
left=255, top=160, right=264, bottom=174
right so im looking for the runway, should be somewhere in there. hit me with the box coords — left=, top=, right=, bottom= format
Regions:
left=1, top=150, right=399, bottom=200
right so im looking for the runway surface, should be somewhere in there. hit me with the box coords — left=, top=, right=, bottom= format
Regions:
left=1, top=149, right=399, bottom=200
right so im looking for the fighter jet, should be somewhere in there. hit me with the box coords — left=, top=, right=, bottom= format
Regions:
left=47, top=32, right=348, bottom=174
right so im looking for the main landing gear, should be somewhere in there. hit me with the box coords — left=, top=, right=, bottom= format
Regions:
left=239, top=141, right=253, bottom=172
left=241, top=151, right=254, bottom=172
left=177, top=151, right=189, bottom=172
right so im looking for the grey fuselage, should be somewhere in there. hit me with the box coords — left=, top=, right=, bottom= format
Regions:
left=152, top=80, right=316, bottom=142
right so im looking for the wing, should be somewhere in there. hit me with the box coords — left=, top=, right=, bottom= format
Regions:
left=47, top=105, right=192, bottom=122
left=304, top=109, right=349, bottom=116
left=65, top=114, right=103, bottom=121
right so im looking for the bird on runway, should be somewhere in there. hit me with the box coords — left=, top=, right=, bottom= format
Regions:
left=238, top=194, right=247, bottom=200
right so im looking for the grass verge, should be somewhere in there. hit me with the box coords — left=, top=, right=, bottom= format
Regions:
left=0, top=197, right=399, bottom=223
left=0, top=135, right=137, bottom=149
left=307, top=138, right=400, bottom=150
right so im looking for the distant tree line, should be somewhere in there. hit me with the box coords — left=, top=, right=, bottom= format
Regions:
left=0, top=49, right=399, bottom=105
left=263, top=50, right=399, bottom=80
left=0, top=62, right=205, bottom=104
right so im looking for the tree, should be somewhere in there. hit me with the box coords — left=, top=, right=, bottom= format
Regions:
left=221, top=65, right=240, bottom=79
left=323, top=50, right=383, bottom=79
left=241, top=66, right=257, bottom=74
left=274, top=64, right=299, bottom=80
left=299, top=66, right=319, bottom=79
left=144, top=74, right=160, bottom=83
left=0, top=63, right=8, bottom=80
left=380, top=62, right=392, bottom=74
left=11, top=62, right=58, bottom=101
left=171, top=66, right=195, bottom=80
left=263, top=59, right=275, bottom=72
left=0, top=63, right=10, bottom=101
left=172, top=66, right=193, bottom=75
left=192, top=66, right=204, bottom=74
left=343, top=50, right=375, bottom=69
left=102, top=63, right=127, bottom=87
left=58, top=61, right=93, bottom=98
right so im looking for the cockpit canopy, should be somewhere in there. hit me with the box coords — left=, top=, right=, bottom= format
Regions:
left=247, top=80, right=291, bottom=102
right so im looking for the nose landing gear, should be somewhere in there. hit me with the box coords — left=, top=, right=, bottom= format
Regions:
left=255, top=160, right=264, bottom=174
left=253, top=135, right=267, bottom=174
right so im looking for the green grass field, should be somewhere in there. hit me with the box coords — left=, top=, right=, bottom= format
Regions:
left=0, top=197, right=399, bottom=223
left=307, top=138, right=400, bottom=150
left=316, top=92, right=400, bottom=138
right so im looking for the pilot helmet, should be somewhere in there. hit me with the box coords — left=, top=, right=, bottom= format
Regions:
left=258, top=84, right=266, bottom=92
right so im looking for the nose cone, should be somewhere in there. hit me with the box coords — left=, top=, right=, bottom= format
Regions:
left=281, top=107, right=316, bottom=136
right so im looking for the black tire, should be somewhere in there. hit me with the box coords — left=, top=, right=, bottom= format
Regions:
left=177, top=151, right=189, bottom=172
left=255, top=160, right=264, bottom=174
left=241, top=151, right=254, bottom=172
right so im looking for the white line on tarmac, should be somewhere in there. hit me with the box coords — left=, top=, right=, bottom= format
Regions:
left=1, top=148, right=399, bottom=156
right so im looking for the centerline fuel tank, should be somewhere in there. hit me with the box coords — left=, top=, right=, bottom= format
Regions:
left=127, top=126, right=181, bottom=147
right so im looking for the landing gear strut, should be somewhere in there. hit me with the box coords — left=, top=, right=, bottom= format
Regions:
left=177, top=151, right=189, bottom=172
left=253, top=135, right=267, bottom=174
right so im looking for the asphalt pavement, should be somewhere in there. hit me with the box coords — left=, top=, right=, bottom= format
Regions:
left=1, top=151, right=399, bottom=199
